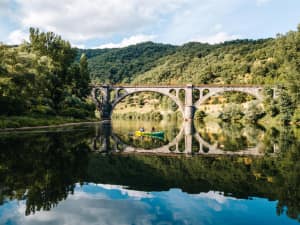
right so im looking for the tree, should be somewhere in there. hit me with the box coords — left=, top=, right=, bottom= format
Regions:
left=292, top=106, right=300, bottom=125
left=244, top=101, right=265, bottom=123
left=78, top=54, right=91, bottom=99
left=219, top=103, right=244, bottom=122
left=28, top=28, right=77, bottom=111
left=0, top=28, right=95, bottom=119
left=278, top=90, right=294, bottom=125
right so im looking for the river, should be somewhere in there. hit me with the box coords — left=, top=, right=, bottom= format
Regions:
left=0, top=120, right=299, bottom=225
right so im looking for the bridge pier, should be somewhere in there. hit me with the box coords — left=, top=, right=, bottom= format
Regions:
left=184, top=84, right=194, bottom=120
left=185, top=134, right=193, bottom=154
left=92, top=85, right=112, bottom=120
left=184, top=106, right=194, bottom=120
left=184, top=120, right=194, bottom=135
left=93, top=122, right=113, bottom=152
left=184, top=120, right=194, bottom=154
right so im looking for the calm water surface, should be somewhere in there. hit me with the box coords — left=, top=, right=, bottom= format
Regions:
left=0, top=120, right=299, bottom=225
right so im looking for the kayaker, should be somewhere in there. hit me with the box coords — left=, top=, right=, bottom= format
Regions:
left=140, top=127, right=145, bottom=132
left=151, top=127, right=155, bottom=132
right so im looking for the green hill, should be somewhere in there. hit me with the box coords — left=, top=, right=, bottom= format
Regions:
left=81, top=25, right=299, bottom=124
left=78, top=42, right=177, bottom=83
left=82, top=26, right=299, bottom=89
left=1, top=26, right=298, bottom=125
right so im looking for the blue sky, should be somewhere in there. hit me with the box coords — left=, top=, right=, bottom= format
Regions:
left=0, top=0, right=299, bottom=49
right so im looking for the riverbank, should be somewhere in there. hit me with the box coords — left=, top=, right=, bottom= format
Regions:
left=0, top=115, right=98, bottom=130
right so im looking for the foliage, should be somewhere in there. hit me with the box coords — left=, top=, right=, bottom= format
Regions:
left=78, top=42, right=176, bottom=84
left=219, top=103, right=244, bottom=122
left=278, top=89, right=295, bottom=125
left=292, top=106, right=300, bottom=125
left=112, top=111, right=164, bottom=121
left=244, top=101, right=265, bottom=123
left=194, top=110, right=206, bottom=121
left=0, top=28, right=94, bottom=121
left=0, top=115, right=93, bottom=129
left=0, top=128, right=92, bottom=214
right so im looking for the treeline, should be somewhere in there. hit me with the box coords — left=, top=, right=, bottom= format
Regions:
left=0, top=28, right=95, bottom=124
left=112, top=110, right=182, bottom=122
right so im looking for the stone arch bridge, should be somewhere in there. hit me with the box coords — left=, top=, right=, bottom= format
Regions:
left=92, top=84, right=271, bottom=120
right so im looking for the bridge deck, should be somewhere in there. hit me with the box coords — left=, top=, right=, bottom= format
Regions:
left=92, top=84, right=263, bottom=88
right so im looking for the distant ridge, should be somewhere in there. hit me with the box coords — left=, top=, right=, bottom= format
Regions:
left=76, top=26, right=299, bottom=88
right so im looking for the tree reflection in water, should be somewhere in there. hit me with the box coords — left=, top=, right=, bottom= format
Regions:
left=0, top=123, right=299, bottom=222
left=195, top=121, right=268, bottom=151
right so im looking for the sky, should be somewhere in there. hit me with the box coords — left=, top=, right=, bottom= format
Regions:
left=0, top=0, right=299, bottom=49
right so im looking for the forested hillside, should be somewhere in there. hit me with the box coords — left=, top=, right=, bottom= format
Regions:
left=83, top=25, right=299, bottom=125
left=83, top=27, right=299, bottom=89
left=78, top=42, right=176, bottom=83
left=0, top=25, right=299, bottom=126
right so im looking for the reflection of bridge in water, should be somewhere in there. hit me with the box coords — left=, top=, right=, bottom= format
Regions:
left=93, top=121, right=277, bottom=156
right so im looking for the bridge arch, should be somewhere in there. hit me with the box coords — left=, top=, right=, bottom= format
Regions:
left=117, top=88, right=127, bottom=97
left=110, top=89, right=185, bottom=119
left=195, top=87, right=262, bottom=108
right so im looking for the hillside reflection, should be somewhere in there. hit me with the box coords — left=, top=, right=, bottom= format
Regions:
left=195, top=122, right=267, bottom=151
left=0, top=123, right=299, bottom=222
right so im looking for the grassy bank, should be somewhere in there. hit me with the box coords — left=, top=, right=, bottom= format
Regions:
left=0, top=115, right=98, bottom=129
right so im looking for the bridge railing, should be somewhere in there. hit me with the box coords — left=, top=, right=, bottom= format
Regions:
left=91, top=84, right=265, bottom=88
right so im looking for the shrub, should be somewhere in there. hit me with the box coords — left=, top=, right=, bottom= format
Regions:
left=219, top=103, right=244, bottom=122
left=61, top=107, right=89, bottom=119
left=244, top=101, right=265, bottom=123
left=0, top=97, right=27, bottom=115
left=194, top=110, right=206, bottom=121
left=31, top=105, right=55, bottom=115
left=150, top=111, right=163, bottom=121
left=292, top=106, right=300, bottom=125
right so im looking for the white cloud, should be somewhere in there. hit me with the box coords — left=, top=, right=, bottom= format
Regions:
left=71, top=43, right=86, bottom=49
left=96, top=183, right=153, bottom=199
left=7, top=29, right=29, bottom=45
left=191, top=191, right=240, bottom=212
left=14, top=0, right=185, bottom=42
left=190, top=32, right=241, bottom=44
left=95, top=34, right=156, bottom=49
left=193, top=191, right=235, bottom=204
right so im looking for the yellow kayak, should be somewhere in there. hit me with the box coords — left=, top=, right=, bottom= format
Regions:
left=135, top=131, right=164, bottom=137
